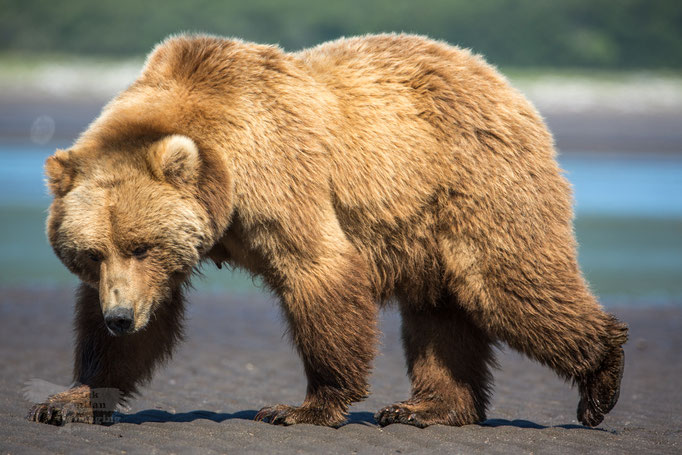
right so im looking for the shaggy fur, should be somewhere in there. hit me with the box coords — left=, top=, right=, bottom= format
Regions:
left=28, top=33, right=627, bottom=428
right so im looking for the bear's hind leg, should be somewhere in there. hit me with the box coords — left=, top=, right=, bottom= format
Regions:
left=28, top=283, right=185, bottom=425
left=375, top=298, right=495, bottom=427
left=451, top=255, right=628, bottom=427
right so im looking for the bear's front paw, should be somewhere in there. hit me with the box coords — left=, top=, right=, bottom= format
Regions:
left=254, top=403, right=345, bottom=427
left=26, top=385, right=113, bottom=426
left=375, top=400, right=483, bottom=428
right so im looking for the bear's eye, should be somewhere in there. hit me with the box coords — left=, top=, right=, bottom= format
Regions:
left=132, top=245, right=150, bottom=259
left=87, top=251, right=103, bottom=263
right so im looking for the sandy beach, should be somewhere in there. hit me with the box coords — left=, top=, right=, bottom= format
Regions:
left=0, top=288, right=679, bottom=453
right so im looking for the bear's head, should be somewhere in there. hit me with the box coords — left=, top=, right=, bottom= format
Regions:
left=45, top=135, right=212, bottom=335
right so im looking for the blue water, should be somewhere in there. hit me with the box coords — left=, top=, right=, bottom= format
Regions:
left=0, top=146, right=55, bottom=206
left=1, top=145, right=681, bottom=303
left=2, top=147, right=681, bottom=216
left=562, top=153, right=682, bottom=217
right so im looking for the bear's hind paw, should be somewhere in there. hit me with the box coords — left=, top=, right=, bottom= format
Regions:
left=577, top=345, right=625, bottom=427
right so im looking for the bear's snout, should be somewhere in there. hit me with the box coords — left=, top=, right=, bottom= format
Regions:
left=104, top=307, right=135, bottom=336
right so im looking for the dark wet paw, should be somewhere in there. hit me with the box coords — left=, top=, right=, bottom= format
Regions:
left=577, top=346, right=625, bottom=427
left=577, top=396, right=604, bottom=427
left=254, top=403, right=345, bottom=427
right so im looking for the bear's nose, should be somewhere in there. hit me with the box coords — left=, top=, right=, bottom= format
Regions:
left=104, top=307, right=134, bottom=336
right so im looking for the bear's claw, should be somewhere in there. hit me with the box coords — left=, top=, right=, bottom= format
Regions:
left=254, top=404, right=295, bottom=425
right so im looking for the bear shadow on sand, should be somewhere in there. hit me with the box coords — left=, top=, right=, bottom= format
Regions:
left=115, top=410, right=377, bottom=426
left=480, top=419, right=604, bottom=431
left=115, top=410, right=603, bottom=431
left=115, top=409, right=259, bottom=424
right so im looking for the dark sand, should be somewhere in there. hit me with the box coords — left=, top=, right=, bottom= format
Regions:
left=1, top=288, right=680, bottom=454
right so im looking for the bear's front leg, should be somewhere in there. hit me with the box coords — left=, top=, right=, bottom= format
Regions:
left=254, top=248, right=378, bottom=427
left=28, top=283, right=185, bottom=426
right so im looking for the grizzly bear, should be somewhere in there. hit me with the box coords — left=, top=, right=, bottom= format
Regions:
left=28, top=33, right=627, bottom=428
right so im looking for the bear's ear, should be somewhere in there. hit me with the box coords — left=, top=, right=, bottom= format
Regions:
left=149, top=135, right=200, bottom=187
left=45, top=149, right=77, bottom=196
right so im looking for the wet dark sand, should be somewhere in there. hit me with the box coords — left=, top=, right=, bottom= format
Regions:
left=1, top=288, right=680, bottom=454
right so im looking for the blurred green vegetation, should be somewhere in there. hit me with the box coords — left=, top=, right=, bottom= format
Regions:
left=1, top=0, right=681, bottom=68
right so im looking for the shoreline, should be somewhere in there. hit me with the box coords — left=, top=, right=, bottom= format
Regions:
left=2, top=96, right=682, bottom=155
left=2, top=66, right=682, bottom=154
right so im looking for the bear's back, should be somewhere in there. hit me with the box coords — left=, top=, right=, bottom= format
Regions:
left=293, top=35, right=558, bottom=227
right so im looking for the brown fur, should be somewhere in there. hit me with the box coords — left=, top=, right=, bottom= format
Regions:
left=28, top=33, right=627, bottom=428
